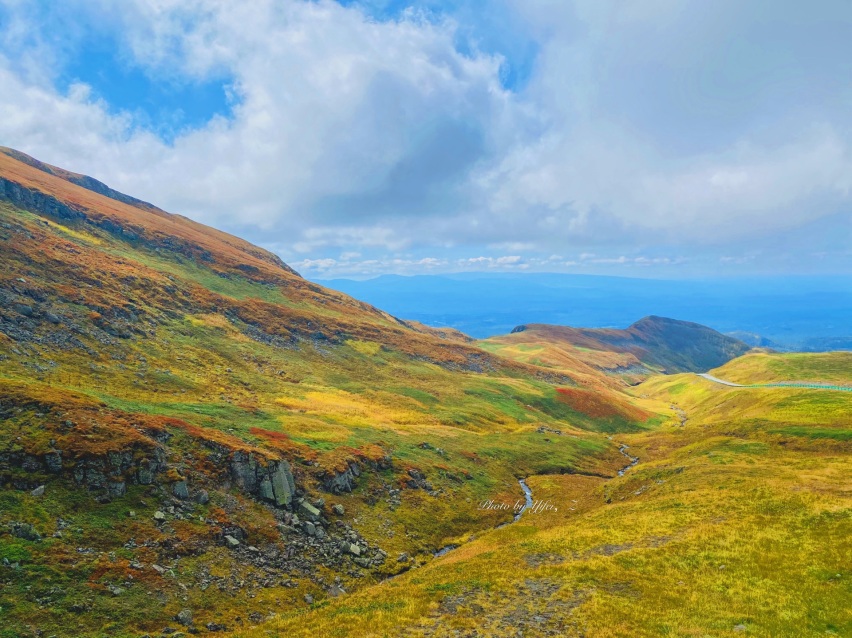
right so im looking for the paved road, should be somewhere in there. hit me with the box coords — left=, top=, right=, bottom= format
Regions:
left=698, top=373, right=744, bottom=387
left=697, top=373, right=851, bottom=392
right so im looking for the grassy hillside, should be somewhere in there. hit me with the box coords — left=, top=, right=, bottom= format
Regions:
left=709, top=351, right=852, bottom=386
left=0, top=149, right=655, bottom=637
left=1, top=149, right=846, bottom=637
left=480, top=316, right=751, bottom=385
left=248, top=352, right=851, bottom=637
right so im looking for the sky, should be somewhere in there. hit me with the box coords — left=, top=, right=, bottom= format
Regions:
left=0, top=0, right=849, bottom=279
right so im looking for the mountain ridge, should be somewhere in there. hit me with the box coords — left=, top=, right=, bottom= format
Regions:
left=484, top=315, right=751, bottom=384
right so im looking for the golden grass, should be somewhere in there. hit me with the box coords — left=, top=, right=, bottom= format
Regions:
left=240, top=354, right=851, bottom=638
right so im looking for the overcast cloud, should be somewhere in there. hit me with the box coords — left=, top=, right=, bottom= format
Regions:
left=0, top=0, right=849, bottom=277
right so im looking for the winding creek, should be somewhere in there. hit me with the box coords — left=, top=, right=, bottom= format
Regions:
left=433, top=447, right=638, bottom=559
left=617, top=444, right=639, bottom=476
left=434, top=477, right=534, bottom=557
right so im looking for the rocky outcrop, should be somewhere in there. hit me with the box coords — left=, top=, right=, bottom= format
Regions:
left=0, top=445, right=166, bottom=496
left=231, top=452, right=296, bottom=507
left=0, top=177, right=86, bottom=223
left=322, top=461, right=361, bottom=494
left=70, top=447, right=168, bottom=496
left=405, top=468, right=434, bottom=491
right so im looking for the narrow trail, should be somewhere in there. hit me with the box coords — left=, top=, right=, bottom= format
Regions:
left=698, top=372, right=851, bottom=392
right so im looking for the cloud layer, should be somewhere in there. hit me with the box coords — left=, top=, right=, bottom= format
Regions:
left=0, top=0, right=849, bottom=277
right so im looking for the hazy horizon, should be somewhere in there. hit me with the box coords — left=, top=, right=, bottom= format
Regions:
left=315, top=271, right=852, bottom=348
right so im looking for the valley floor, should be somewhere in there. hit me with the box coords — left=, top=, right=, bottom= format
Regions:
left=247, top=369, right=852, bottom=638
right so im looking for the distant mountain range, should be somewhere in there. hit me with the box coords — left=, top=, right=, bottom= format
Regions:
left=320, top=273, right=852, bottom=350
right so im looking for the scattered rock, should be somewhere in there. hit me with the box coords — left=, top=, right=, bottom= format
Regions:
left=733, top=625, right=747, bottom=632
left=347, top=543, right=361, bottom=556
left=224, top=535, right=240, bottom=549
left=303, top=594, right=313, bottom=604
left=30, top=485, right=45, bottom=497
left=298, top=499, right=321, bottom=522
left=153, top=511, right=166, bottom=522
left=175, top=609, right=193, bottom=626
left=195, top=490, right=210, bottom=505
left=172, top=481, right=190, bottom=500
left=331, top=504, right=345, bottom=516
left=397, top=552, right=409, bottom=563
left=205, top=623, right=225, bottom=632
left=10, top=522, right=41, bottom=541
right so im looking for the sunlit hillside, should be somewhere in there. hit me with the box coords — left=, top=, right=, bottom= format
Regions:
left=251, top=353, right=852, bottom=638
left=0, top=148, right=651, bottom=637
left=480, top=317, right=751, bottom=385
left=1, top=149, right=848, bottom=638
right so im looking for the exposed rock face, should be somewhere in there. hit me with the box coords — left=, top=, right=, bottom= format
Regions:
left=67, top=447, right=167, bottom=494
left=0, top=177, right=86, bottom=224
left=322, top=461, right=361, bottom=494
left=2, top=433, right=303, bottom=514
left=231, top=452, right=295, bottom=507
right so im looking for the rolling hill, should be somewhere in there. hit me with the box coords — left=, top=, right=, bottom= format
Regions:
left=480, top=316, right=751, bottom=385
left=251, top=352, right=852, bottom=638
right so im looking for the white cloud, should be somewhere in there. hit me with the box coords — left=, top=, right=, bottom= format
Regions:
left=0, top=0, right=849, bottom=274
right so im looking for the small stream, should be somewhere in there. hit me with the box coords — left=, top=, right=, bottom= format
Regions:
left=617, top=444, right=639, bottom=476
left=433, top=444, right=638, bottom=558
left=514, top=478, right=534, bottom=521
left=434, top=477, right=533, bottom=557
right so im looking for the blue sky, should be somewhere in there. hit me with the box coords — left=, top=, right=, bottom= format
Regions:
left=0, top=0, right=849, bottom=278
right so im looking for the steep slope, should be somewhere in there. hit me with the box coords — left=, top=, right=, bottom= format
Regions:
left=481, top=316, right=751, bottom=384
left=0, top=149, right=653, bottom=636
